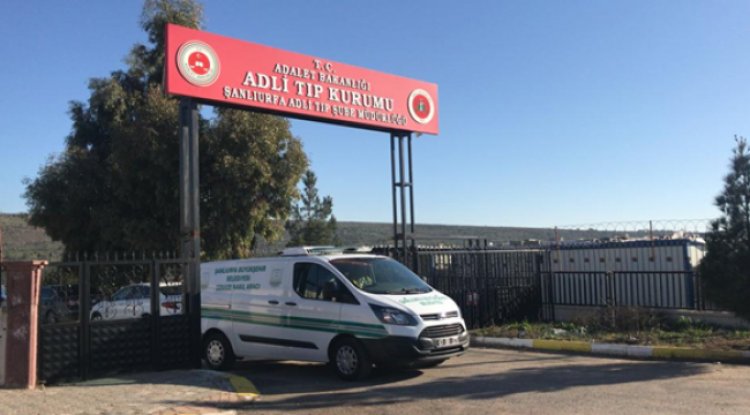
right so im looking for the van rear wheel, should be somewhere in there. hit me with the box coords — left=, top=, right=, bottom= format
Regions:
left=331, top=338, right=371, bottom=381
left=204, top=332, right=235, bottom=371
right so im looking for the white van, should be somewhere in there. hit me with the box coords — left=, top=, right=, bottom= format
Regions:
left=200, top=247, right=469, bottom=380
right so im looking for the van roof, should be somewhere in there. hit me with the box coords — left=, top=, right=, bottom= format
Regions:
left=201, top=249, right=381, bottom=266
left=279, top=246, right=375, bottom=257
left=280, top=246, right=341, bottom=256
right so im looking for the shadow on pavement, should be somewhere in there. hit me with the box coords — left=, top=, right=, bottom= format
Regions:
left=232, top=360, right=424, bottom=394
left=56, top=368, right=231, bottom=390
left=247, top=360, right=708, bottom=412
left=166, top=353, right=711, bottom=412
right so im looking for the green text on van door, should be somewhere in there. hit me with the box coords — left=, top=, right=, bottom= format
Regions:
left=214, top=265, right=266, bottom=291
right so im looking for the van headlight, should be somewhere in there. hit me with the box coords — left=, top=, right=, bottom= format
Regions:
left=369, top=304, right=417, bottom=326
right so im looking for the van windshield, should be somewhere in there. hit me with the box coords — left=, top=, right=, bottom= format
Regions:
left=330, top=257, right=432, bottom=295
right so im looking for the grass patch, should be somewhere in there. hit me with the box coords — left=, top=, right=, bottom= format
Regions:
left=473, top=312, right=750, bottom=351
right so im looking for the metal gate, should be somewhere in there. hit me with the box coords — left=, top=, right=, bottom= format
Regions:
left=37, top=256, right=196, bottom=383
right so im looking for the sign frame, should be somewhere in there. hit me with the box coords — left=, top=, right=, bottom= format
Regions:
left=165, top=24, right=439, bottom=135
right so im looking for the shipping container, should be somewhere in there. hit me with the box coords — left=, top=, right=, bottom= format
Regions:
left=542, top=239, right=705, bottom=309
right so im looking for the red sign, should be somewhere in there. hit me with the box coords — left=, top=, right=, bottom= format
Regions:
left=165, top=24, right=439, bottom=135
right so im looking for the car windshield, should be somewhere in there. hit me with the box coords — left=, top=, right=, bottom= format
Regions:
left=330, top=257, right=432, bottom=295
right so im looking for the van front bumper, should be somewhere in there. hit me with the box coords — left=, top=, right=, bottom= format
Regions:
left=361, top=330, right=470, bottom=366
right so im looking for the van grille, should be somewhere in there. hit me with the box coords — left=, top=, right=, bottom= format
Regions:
left=420, top=323, right=464, bottom=339
left=420, top=311, right=459, bottom=321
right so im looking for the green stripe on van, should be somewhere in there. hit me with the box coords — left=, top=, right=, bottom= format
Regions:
left=201, top=307, right=388, bottom=339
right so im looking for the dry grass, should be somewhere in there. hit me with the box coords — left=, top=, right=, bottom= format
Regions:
left=474, top=314, right=750, bottom=351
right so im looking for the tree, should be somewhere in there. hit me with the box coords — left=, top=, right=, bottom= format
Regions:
left=286, top=170, right=339, bottom=246
left=24, top=0, right=307, bottom=259
left=699, top=136, right=750, bottom=320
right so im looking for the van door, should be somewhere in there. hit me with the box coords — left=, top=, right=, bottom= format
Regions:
left=280, top=261, right=347, bottom=362
left=230, top=264, right=288, bottom=361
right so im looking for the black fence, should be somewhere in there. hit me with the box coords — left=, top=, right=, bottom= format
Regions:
left=13, top=244, right=727, bottom=383
left=390, top=248, right=551, bottom=328
left=37, top=255, right=197, bottom=383
left=378, top=246, right=723, bottom=329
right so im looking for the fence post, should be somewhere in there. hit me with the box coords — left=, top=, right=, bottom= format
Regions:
left=2, top=261, right=47, bottom=389
left=606, top=271, right=616, bottom=327
left=0, top=265, right=5, bottom=385
left=692, top=271, right=700, bottom=310
left=80, top=262, right=91, bottom=380
left=151, top=259, right=161, bottom=369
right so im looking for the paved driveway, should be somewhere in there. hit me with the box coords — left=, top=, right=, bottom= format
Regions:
left=231, top=347, right=750, bottom=415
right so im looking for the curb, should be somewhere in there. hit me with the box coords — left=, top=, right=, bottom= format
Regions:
left=151, top=372, right=259, bottom=415
left=227, top=374, right=260, bottom=399
left=471, top=335, right=750, bottom=364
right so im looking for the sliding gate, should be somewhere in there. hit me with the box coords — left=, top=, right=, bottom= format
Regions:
left=37, top=256, right=195, bottom=383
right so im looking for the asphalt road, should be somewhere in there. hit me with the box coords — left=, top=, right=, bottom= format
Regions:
left=230, top=347, right=750, bottom=415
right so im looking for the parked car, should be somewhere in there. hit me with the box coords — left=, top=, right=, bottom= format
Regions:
left=90, top=283, right=183, bottom=321
left=40, top=286, right=74, bottom=324
left=46, top=284, right=79, bottom=315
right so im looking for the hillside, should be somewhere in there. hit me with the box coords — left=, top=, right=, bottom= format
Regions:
left=0, top=213, right=64, bottom=260
left=0, top=213, right=641, bottom=261
left=334, top=222, right=616, bottom=246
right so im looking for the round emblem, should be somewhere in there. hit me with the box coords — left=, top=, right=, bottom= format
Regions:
left=407, top=89, right=435, bottom=125
left=176, top=41, right=220, bottom=87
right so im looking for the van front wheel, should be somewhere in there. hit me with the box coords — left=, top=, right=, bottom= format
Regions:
left=331, top=338, right=371, bottom=381
left=204, top=332, right=235, bottom=371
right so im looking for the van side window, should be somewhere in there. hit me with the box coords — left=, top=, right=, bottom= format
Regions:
left=293, top=263, right=357, bottom=304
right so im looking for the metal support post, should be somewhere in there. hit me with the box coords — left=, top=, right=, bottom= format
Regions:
left=407, top=135, right=418, bottom=273
left=390, top=135, right=398, bottom=259
left=179, top=98, right=201, bottom=368
left=390, top=131, right=416, bottom=269
left=398, top=135, right=407, bottom=262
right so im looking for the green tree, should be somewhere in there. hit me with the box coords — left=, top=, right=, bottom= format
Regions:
left=286, top=170, right=339, bottom=246
left=699, top=136, right=750, bottom=320
left=24, top=0, right=307, bottom=259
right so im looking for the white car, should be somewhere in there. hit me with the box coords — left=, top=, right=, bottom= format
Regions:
left=90, top=283, right=182, bottom=321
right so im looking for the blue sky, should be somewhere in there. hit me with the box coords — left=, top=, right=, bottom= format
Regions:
left=1, top=1, right=749, bottom=228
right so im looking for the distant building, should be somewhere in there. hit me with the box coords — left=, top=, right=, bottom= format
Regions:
left=542, top=238, right=705, bottom=273
left=541, top=238, right=706, bottom=309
